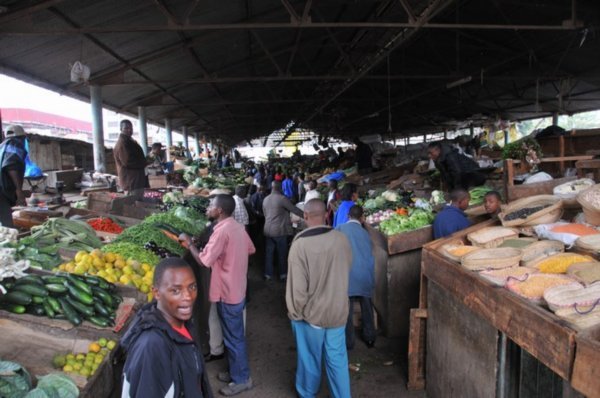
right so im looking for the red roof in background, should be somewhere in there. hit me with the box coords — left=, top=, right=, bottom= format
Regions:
left=1, top=108, right=92, bottom=133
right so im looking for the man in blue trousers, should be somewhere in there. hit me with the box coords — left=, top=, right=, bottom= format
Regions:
left=286, top=199, right=352, bottom=398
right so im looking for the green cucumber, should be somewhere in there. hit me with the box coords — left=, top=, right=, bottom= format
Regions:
left=92, top=286, right=114, bottom=308
left=45, top=283, right=68, bottom=294
left=66, top=283, right=94, bottom=305
left=42, top=299, right=56, bottom=318
left=58, top=297, right=82, bottom=326
left=65, top=275, right=92, bottom=295
left=14, top=275, right=45, bottom=286
left=65, top=296, right=95, bottom=317
left=85, top=315, right=111, bottom=328
left=1, top=291, right=32, bottom=305
left=93, top=301, right=112, bottom=318
left=46, top=296, right=61, bottom=313
left=42, top=275, right=68, bottom=285
left=26, top=304, right=46, bottom=316
left=1, top=303, right=26, bottom=314
left=13, top=284, right=48, bottom=297
left=32, top=296, right=45, bottom=304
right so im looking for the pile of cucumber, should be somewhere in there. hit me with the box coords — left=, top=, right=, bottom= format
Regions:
left=0, top=274, right=122, bottom=328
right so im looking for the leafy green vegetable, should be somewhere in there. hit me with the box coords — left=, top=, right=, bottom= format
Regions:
left=36, top=373, right=78, bottom=398
left=102, top=242, right=160, bottom=265
left=144, top=210, right=205, bottom=236
left=0, top=360, right=32, bottom=398
left=114, top=224, right=185, bottom=256
left=379, top=209, right=434, bottom=236
left=469, top=186, right=493, bottom=206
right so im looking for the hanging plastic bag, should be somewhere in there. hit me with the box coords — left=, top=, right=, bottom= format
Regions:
left=23, top=138, right=43, bottom=178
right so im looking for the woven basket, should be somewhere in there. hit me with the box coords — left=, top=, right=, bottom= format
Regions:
left=479, top=266, right=537, bottom=287
left=543, top=281, right=600, bottom=313
left=520, top=240, right=565, bottom=267
left=553, top=178, right=595, bottom=207
left=576, top=234, right=600, bottom=251
left=567, top=262, right=600, bottom=286
left=461, top=247, right=523, bottom=271
left=577, top=184, right=600, bottom=226
left=528, top=252, right=594, bottom=273
left=505, top=274, right=577, bottom=305
left=498, top=237, right=538, bottom=249
left=498, top=195, right=563, bottom=227
left=467, top=227, right=519, bottom=248
left=439, top=242, right=481, bottom=263
left=555, top=305, right=600, bottom=330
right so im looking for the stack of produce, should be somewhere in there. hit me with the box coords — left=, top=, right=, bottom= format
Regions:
left=378, top=208, right=434, bottom=236
left=499, top=195, right=562, bottom=227
left=0, top=225, right=18, bottom=245
left=567, top=262, right=600, bottom=285
left=0, top=273, right=122, bottom=327
left=543, top=282, right=600, bottom=313
left=53, top=338, right=117, bottom=378
left=0, top=362, right=78, bottom=398
left=479, top=266, right=537, bottom=286
left=0, top=248, right=30, bottom=293
left=506, top=274, right=576, bottom=304
left=468, top=186, right=493, bottom=206
left=114, top=223, right=185, bottom=256
left=56, top=249, right=155, bottom=298
left=553, top=178, right=595, bottom=203
left=3, top=218, right=103, bottom=270
left=504, top=205, right=552, bottom=221
left=87, top=218, right=124, bottom=234
left=101, top=242, right=160, bottom=266
left=467, top=227, right=518, bottom=248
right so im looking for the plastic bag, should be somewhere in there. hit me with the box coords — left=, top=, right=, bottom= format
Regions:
left=524, top=172, right=552, bottom=184
left=23, top=138, right=42, bottom=178
left=534, top=222, right=581, bottom=248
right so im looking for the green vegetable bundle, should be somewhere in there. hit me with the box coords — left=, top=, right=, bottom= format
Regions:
left=0, top=273, right=121, bottom=328
left=0, top=360, right=78, bottom=398
left=101, top=242, right=160, bottom=266
left=144, top=210, right=204, bottom=236
left=379, top=209, right=435, bottom=236
left=113, top=223, right=185, bottom=256
left=469, top=186, right=493, bottom=206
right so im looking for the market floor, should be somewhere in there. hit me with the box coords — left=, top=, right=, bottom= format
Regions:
left=204, top=260, right=426, bottom=398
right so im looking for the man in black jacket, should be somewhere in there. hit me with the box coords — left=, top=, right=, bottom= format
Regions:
left=120, top=258, right=213, bottom=398
left=427, top=141, right=486, bottom=191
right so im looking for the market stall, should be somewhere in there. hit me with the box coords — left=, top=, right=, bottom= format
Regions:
left=407, top=190, right=600, bottom=397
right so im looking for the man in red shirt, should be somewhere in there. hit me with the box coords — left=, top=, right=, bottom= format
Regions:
left=182, top=194, right=256, bottom=396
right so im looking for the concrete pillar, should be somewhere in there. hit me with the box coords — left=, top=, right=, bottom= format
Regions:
left=469, top=124, right=474, bottom=138
left=194, top=132, right=201, bottom=159
left=90, top=85, right=106, bottom=173
left=182, top=126, right=190, bottom=159
left=164, top=119, right=172, bottom=161
left=552, top=112, right=559, bottom=126
left=138, top=106, right=148, bottom=156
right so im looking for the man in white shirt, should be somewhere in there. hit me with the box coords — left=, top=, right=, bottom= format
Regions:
left=304, top=180, right=321, bottom=203
left=233, top=185, right=249, bottom=226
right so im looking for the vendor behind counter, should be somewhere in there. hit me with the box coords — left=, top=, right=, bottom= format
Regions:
left=428, top=141, right=486, bottom=191
left=433, top=189, right=472, bottom=239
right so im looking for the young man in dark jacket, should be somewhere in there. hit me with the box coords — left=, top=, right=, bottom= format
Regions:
left=120, top=257, right=213, bottom=398
left=427, top=141, right=486, bottom=191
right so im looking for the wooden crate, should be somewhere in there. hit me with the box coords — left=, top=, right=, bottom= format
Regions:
left=87, top=193, right=136, bottom=215
left=148, top=175, right=168, bottom=189
left=386, top=226, right=433, bottom=255
left=571, top=325, right=600, bottom=397
left=0, top=318, right=116, bottom=398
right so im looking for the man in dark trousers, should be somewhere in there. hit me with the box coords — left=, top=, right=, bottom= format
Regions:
left=120, top=257, right=213, bottom=398
left=0, top=125, right=28, bottom=227
left=113, top=120, right=148, bottom=198
left=427, top=141, right=486, bottom=191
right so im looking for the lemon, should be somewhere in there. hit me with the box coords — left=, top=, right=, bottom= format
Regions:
left=147, top=292, right=154, bottom=302
left=53, top=354, right=66, bottom=368
left=65, top=263, right=76, bottom=273
left=114, top=259, right=125, bottom=269
left=93, top=257, right=105, bottom=268
left=119, top=275, right=131, bottom=285
left=122, top=265, right=134, bottom=275
left=73, top=363, right=82, bottom=371
left=97, top=270, right=108, bottom=278
left=88, top=342, right=101, bottom=353
left=91, top=248, right=103, bottom=257
left=141, top=263, right=151, bottom=273
left=98, top=337, right=108, bottom=347
left=104, top=252, right=116, bottom=263
left=80, top=366, right=91, bottom=377
left=94, top=355, right=104, bottom=365
left=105, top=275, right=117, bottom=284
left=114, top=269, right=123, bottom=279
left=140, top=283, right=150, bottom=293
left=106, top=340, right=117, bottom=350
left=75, top=251, right=87, bottom=263
left=58, top=264, right=66, bottom=271
left=63, top=364, right=74, bottom=372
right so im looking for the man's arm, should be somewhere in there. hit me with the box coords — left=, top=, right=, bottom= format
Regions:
left=7, top=169, right=25, bottom=206
left=286, top=244, right=309, bottom=319
left=283, top=198, right=304, bottom=217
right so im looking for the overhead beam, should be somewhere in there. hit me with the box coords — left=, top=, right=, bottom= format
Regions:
left=152, top=0, right=181, bottom=26
left=0, top=0, right=66, bottom=22
left=1, top=22, right=583, bottom=35
left=397, top=0, right=416, bottom=22
left=183, top=0, right=201, bottom=24
left=280, top=0, right=301, bottom=22
left=251, top=31, right=285, bottom=75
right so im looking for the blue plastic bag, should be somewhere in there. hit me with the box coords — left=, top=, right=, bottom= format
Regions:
left=23, top=138, right=43, bottom=178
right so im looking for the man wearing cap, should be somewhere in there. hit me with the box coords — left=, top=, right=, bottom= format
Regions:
left=0, top=125, right=28, bottom=227
left=113, top=120, right=148, bottom=199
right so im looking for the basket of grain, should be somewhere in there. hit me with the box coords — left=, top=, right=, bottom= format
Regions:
left=467, top=226, right=519, bottom=248
left=543, top=281, right=600, bottom=313
left=499, top=195, right=563, bottom=227
left=498, top=237, right=538, bottom=249
left=575, top=233, right=600, bottom=251
left=479, top=266, right=537, bottom=286
left=577, top=184, right=600, bottom=226
left=461, top=247, right=523, bottom=271
left=554, top=305, right=600, bottom=330
left=567, top=262, right=600, bottom=286
left=553, top=178, right=595, bottom=207
left=505, top=274, right=577, bottom=305
left=520, top=240, right=565, bottom=267
left=439, top=242, right=481, bottom=262
left=529, top=252, right=594, bottom=274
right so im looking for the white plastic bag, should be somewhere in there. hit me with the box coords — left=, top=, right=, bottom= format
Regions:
left=524, top=172, right=553, bottom=184
left=534, top=222, right=580, bottom=248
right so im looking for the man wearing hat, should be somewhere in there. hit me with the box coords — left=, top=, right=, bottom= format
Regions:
left=0, top=125, right=28, bottom=227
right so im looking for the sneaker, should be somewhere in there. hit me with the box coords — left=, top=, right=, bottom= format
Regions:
left=279, top=275, right=287, bottom=282
left=204, top=353, right=225, bottom=362
left=263, top=275, right=272, bottom=281
left=217, top=371, right=232, bottom=383
left=219, top=378, right=253, bottom=396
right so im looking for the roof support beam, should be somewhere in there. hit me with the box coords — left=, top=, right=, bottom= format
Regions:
left=183, top=0, right=201, bottom=24
left=302, top=0, right=313, bottom=22
left=152, top=0, right=181, bottom=26
left=0, top=0, right=66, bottom=23
left=251, top=31, right=284, bottom=75
left=280, top=0, right=301, bottom=23
left=1, top=22, right=582, bottom=34
left=397, top=0, right=416, bottom=22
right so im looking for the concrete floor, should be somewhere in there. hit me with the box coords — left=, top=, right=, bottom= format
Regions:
left=204, top=261, right=426, bottom=398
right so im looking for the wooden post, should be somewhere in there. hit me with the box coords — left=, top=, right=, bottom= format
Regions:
left=559, top=135, right=565, bottom=176
left=504, top=159, right=515, bottom=202
left=469, top=124, right=474, bottom=138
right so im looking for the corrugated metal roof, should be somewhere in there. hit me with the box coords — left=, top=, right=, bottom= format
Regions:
left=0, top=0, right=599, bottom=145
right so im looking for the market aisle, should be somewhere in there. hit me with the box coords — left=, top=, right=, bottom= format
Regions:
left=204, top=261, right=425, bottom=398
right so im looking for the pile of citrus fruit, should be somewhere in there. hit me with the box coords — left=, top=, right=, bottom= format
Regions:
left=53, top=338, right=117, bottom=378
left=55, top=249, right=154, bottom=301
